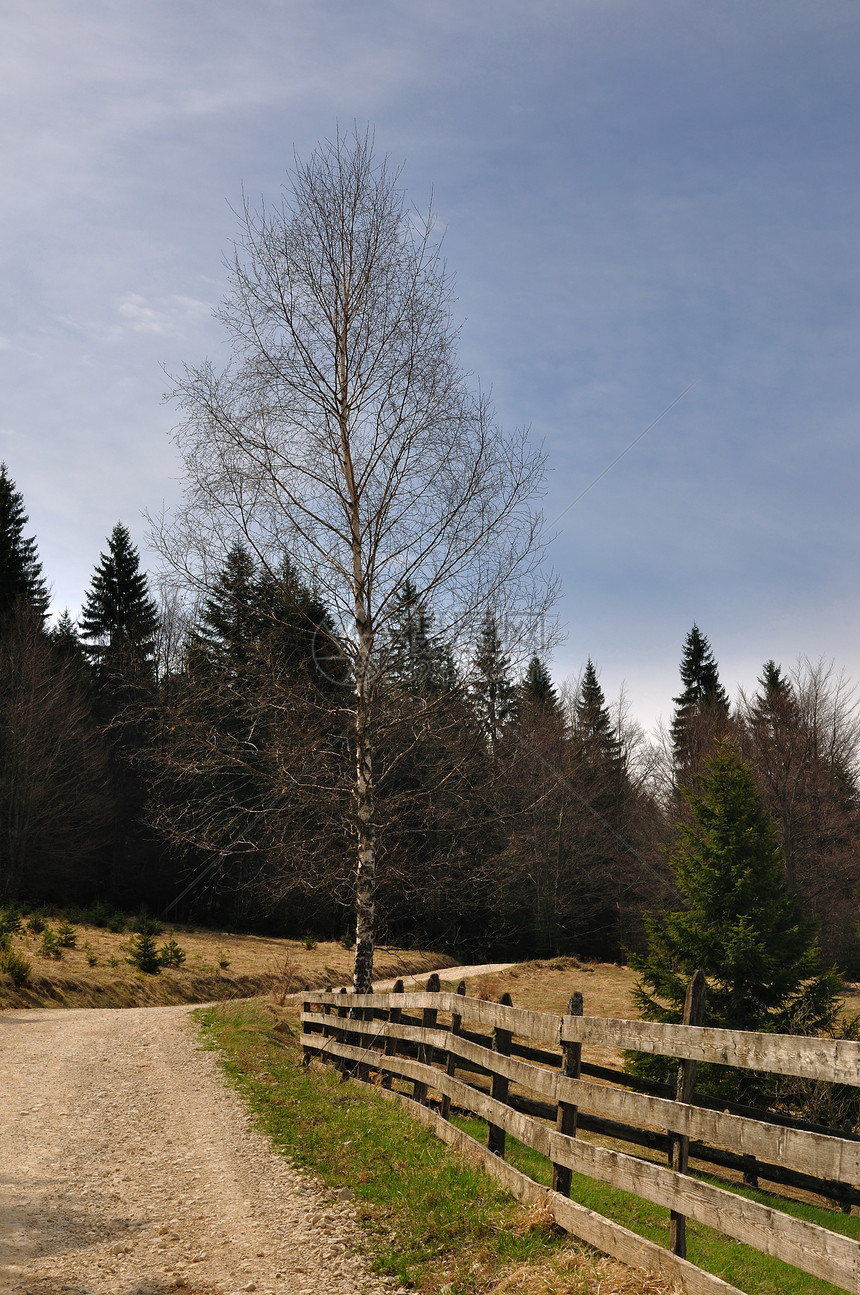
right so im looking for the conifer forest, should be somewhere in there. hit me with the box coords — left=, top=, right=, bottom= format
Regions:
left=2, top=451, right=859, bottom=978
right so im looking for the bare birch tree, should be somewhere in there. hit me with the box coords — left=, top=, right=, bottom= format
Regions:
left=154, top=128, right=553, bottom=990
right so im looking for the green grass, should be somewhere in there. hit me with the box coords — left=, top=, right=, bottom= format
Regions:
left=449, top=1113, right=857, bottom=1295
left=197, top=1001, right=857, bottom=1295
left=197, top=1002, right=588, bottom=1294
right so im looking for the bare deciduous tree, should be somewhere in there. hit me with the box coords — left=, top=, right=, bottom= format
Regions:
left=153, top=129, right=554, bottom=989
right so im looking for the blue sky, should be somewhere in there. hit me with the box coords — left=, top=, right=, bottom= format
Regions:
left=3, top=1, right=859, bottom=731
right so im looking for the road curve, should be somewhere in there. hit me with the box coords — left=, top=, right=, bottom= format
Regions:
left=1, top=1003, right=405, bottom=1295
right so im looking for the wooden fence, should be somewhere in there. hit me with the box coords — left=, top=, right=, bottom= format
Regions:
left=301, top=974, right=860, bottom=1295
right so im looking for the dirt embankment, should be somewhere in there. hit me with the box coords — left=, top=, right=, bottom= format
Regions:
left=0, top=929, right=451, bottom=1011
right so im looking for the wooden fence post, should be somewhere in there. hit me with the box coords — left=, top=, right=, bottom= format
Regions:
left=356, top=983, right=374, bottom=1082
left=488, top=991, right=513, bottom=1158
left=441, top=979, right=466, bottom=1121
left=336, top=986, right=349, bottom=1079
left=301, top=992, right=312, bottom=1066
left=670, top=969, right=706, bottom=1259
left=840, top=1120, right=854, bottom=1213
left=552, top=991, right=583, bottom=1195
left=413, top=972, right=440, bottom=1106
left=382, top=977, right=404, bottom=1089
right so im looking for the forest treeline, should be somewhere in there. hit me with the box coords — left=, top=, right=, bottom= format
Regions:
left=1, top=461, right=858, bottom=969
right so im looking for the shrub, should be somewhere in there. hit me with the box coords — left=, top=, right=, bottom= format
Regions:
left=38, top=926, right=62, bottom=959
left=131, top=912, right=163, bottom=936
left=56, top=921, right=77, bottom=948
left=76, top=901, right=115, bottom=928
left=84, top=942, right=99, bottom=967
left=159, top=938, right=186, bottom=969
left=0, top=947, right=32, bottom=986
left=340, top=932, right=355, bottom=950
left=27, top=911, right=47, bottom=934
left=302, top=934, right=318, bottom=950
left=127, top=924, right=161, bottom=974
left=0, top=907, right=23, bottom=937
left=106, top=913, right=127, bottom=933
left=217, top=951, right=231, bottom=970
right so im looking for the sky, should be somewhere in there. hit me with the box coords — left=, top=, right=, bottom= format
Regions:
left=3, top=1, right=860, bottom=733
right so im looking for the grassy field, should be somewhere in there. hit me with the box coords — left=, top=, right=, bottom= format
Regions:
left=444, top=956, right=639, bottom=1018
left=434, top=956, right=642, bottom=1070
left=0, top=912, right=451, bottom=1009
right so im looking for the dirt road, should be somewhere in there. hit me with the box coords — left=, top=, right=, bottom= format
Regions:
left=1, top=1003, right=405, bottom=1295
left=1, top=965, right=514, bottom=1295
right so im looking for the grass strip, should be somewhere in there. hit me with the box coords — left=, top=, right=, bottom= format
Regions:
left=449, top=1113, right=857, bottom=1295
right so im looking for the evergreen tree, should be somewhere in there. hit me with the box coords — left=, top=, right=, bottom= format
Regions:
left=79, top=525, right=161, bottom=904
left=0, top=604, right=111, bottom=902
left=255, top=555, right=340, bottom=684
left=0, top=463, right=49, bottom=625
left=49, top=610, right=90, bottom=676
left=522, top=655, right=557, bottom=708
left=150, top=544, right=348, bottom=929
left=629, top=739, right=839, bottom=1097
left=670, top=624, right=730, bottom=773
left=575, top=659, right=621, bottom=762
left=187, top=540, right=261, bottom=680
left=80, top=523, right=159, bottom=681
left=385, top=579, right=455, bottom=698
left=565, top=660, right=637, bottom=956
left=469, top=612, right=516, bottom=750
left=753, top=659, right=793, bottom=718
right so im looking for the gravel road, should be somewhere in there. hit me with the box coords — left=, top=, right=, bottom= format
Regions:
left=1, top=1003, right=407, bottom=1295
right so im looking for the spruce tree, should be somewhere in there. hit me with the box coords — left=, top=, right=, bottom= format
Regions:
left=522, top=655, right=557, bottom=708
left=48, top=610, right=94, bottom=701
left=0, top=463, right=49, bottom=625
left=469, top=612, right=516, bottom=749
left=750, top=659, right=795, bottom=730
left=566, top=660, right=633, bottom=956
left=671, top=623, right=730, bottom=772
left=575, top=659, right=621, bottom=762
left=629, top=739, right=839, bottom=1096
left=386, top=579, right=455, bottom=698
left=742, top=659, right=860, bottom=963
left=80, top=523, right=159, bottom=680
left=187, top=540, right=260, bottom=677
left=79, top=525, right=160, bottom=904
left=255, top=555, right=339, bottom=683
left=190, top=541, right=337, bottom=687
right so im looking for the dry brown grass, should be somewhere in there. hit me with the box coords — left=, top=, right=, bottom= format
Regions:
left=436, top=956, right=640, bottom=1071
left=0, top=922, right=451, bottom=1010
left=452, top=956, right=639, bottom=1018
left=488, top=1246, right=674, bottom=1295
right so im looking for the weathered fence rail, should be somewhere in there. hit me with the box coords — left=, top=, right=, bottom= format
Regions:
left=301, top=980, right=860, bottom=1295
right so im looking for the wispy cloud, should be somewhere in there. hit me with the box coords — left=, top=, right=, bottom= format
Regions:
left=117, top=293, right=211, bottom=338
